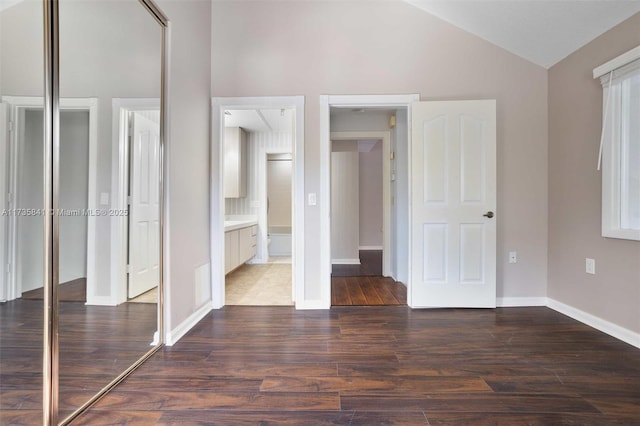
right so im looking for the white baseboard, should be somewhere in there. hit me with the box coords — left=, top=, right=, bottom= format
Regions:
left=85, top=296, right=117, bottom=306
left=332, top=258, right=361, bottom=265
left=359, top=245, right=383, bottom=250
left=497, top=297, right=547, bottom=307
left=296, top=299, right=330, bottom=310
left=165, top=302, right=211, bottom=346
left=547, top=298, right=640, bottom=349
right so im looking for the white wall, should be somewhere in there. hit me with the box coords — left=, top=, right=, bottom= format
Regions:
left=212, top=1, right=549, bottom=303
left=331, top=142, right=359, bottom=263
left=156, top=0, right=212, bottom=334
left=393, top=108, right=409, bottom=284
left=359, top=141, right=383, bottom=249
left=17, top=109, right=44, bottom=292
left=59, top=110, right=89, bottom=284
left=0, top=0, right=43, bottom=98
left=0, top=0, right=43, bottom=297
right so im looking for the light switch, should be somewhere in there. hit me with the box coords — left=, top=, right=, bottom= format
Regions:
left=100, top=192, right=109, bottom=205
left=308, top=193, right=317, bottom=206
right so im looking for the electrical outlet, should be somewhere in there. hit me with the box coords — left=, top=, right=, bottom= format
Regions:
left=308, top=193, right=317, bottom=206
left=508, top=251, right=517, bottom=264
left=586, top=258, right=596, bottom=275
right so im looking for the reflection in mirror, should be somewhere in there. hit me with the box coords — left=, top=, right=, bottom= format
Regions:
left=57, top=0, right=161, bottom=421
left=0, top=0, right=45, bottom=423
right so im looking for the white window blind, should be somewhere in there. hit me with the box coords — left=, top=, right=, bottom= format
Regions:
left=595, top=47, right=640, bottom=241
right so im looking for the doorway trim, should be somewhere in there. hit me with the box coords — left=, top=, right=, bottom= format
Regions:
left=330, top=131, right=391, bottom=276
left=319, top=94, right=419, bottom=308
left=1, top=96, right=98, bottom=302
left=211, top=96, right=305, bottom=309
left=111, top=98, right=160, bottom=306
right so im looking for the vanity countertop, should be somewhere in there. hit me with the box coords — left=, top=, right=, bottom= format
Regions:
left=224, top=219, right=257, bottom=232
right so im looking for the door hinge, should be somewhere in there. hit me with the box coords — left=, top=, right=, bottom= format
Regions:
left=127, top=195, right=132, bottom=205
left=8, top=121, right=15, bottom=133
left=126, top=264, right=131, bottom=274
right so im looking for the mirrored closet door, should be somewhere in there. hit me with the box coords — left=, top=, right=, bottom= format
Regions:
left=0, top=0, right=168, bottom=424
left=0, top=0, right=46, bottom=423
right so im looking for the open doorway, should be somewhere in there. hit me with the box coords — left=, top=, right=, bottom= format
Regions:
left=0, top=96, right=97, bottom=304
left=321, top=95, right=418, bottom=305
left=328, top=108, right=407, bottom=306
left=223, top=109, right=294, bottom=305
left=112, top=99, right=161, bottom=306
left=211, top=96, right=304, bottom=309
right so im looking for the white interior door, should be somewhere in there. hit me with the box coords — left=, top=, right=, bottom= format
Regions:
left=128, top=111, right=160, bottom=299
left=410, top=100, right=496, bottom=308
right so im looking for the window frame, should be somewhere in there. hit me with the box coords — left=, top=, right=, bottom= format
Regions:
left=599, top=58, right=640, bottom=241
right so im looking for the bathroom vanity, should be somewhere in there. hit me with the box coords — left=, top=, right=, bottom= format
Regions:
left=224, top=220, right=257, bottom=274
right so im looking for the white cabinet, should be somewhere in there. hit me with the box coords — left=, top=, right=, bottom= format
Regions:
left=224, top=230, right=239, bottom=274
left=225, top=225, right=257, bottom=274
left=239, top=225, right=257, bottom=262
left=224, top=127, right=247, bottom=198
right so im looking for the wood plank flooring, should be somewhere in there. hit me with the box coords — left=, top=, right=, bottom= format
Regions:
left=331, top=249, right=407, bottom=306
left=21, top=278, right=87, bottom=302
left=331, top=276, right=406, bottom=306
left=73, top=306, right=640, bottom=425
left=0, top=298, right=157, bottom=423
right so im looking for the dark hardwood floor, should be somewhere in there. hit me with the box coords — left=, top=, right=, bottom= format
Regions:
left=331, top=276, right=406, bottom=306
left=73, top=306, right=640, bottom=425
left=21, top=278, right=87, bottom=302
left=331, top=250, right=407, bottom=306
left=0, top=298, right=157, bottom=424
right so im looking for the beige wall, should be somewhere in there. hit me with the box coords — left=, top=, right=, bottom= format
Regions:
left=548, top=13, right=640, bottom=333
left=359, top=141, right=383, bottom=248
left=158, top=0, right=212, bottom=332
left=212, top=0, right=549, bottom=302
left=331, top=144, right=360, bottom=263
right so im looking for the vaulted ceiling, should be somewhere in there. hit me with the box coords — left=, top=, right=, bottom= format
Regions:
left=407, top=0, right=640, bottom=68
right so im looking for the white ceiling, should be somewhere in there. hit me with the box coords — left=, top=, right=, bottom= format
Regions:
left=224, top=108, right=294, bottom=133
left=407, top=0, right=640, bottom=69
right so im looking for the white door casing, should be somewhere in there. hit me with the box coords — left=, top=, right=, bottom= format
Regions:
left=211, top=96, right=305, bottom=309
left=128, top=111, right=160, bottom=299
left=410, top=100, right=496, bottom=308
left=0, top=96, right=97, bottom=303
left=0, top=103, right=7, bottom=302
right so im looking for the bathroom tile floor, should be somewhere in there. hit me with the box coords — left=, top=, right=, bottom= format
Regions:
left=225, top=263, right=293, bottom=306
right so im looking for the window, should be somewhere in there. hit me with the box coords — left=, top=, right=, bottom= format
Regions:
left=595, top=48, right=640, bottom=241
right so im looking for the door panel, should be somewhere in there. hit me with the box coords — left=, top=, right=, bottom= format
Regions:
left=128, top=111, right=160, bottom=299
left=411, top=100, right=496, bottom=308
